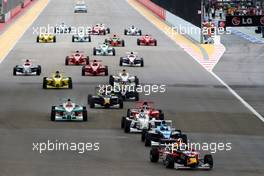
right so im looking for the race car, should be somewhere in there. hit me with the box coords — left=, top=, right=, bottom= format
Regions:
left=137, top=34, right=157, bottom=46
left=43, top=71, right=73, bottom=89
left=88, top=87, right=123, bottom=109
left=112, top=80, right=139, bottom=101
left=37, top=33, right=56, bottom=43
left=109, top=69, right=139, bottom=86
left=93, top=43, right=115, bottom=56
left=122, top=110, right=164, bottom=133
left=74, top=1, right=87, bottom=13
left=72, top=31, right=91, bottom=42
left=51, top=99, right=87, bottom=121
left=88, top=24, right=110, bottom=35
left=13, top=59, right=41, bottom=76
left=150, top=142, right=213, bottom=170
left=143, top=121, right=187, bottom=147
left=124, top=25, right=142, bottom=36
left=126, top=101, right=164, bottom=120
left=105, top=34, right=125, bottom=47
left=65, top=51, right=89, bottom=65
left=82, top=60, right=108, bottom=76
left=119, top=52, right=144, bottom=67
left=54, top=23, right=71, bottom=34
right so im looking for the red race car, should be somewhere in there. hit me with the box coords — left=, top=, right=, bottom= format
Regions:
left=82, top=60, right=108, bottom=76
left=65, top=51, right=89, bottom=65
left=89, top=24, right=110, bottom=35
left=127, top=101, right=164, bottom=120
left=150, top=142, right=213, bottom=170
left=105, top=34, right=125, bottom=47
left=137, top=34, right=157, bottom=46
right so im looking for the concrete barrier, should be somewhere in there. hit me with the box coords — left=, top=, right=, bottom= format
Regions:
left=11, top=5, right=22, bottom=18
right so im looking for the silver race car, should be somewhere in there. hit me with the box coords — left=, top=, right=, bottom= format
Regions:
left=93, top=43, right=115, bottom=56
left=54, top=23, right=71, bottom=34
left=72, top=31, right=91, bottom=42
left=124, top=25, right=142, bottom=36
left=120, top=52, right=144, bottom=67
left=13, top=59, right=41, bottom=76
left=74, top=2, right=87, bottom=13
left=51, top=99, right=87, bottom=121
left=109, top=69, right=139, bottom=86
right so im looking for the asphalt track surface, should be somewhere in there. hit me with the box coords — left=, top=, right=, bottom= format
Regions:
left=0, top=0, right=263, bottom=175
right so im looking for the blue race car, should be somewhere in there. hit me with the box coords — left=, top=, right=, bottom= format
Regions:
left=143, top=120, right=187, bottom=147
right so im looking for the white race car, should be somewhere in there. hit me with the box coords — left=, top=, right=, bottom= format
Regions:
left=72, top=31, right=91, bottom=42
left=74, top=1, right=87, bottom=13
left=124, top=25, right=142, bottom=36
left=93, top=43, right=115, bottom=56
left=120, top=52, right=144, bottom=67
left=122, top=110, right=161, bottom=133
left=13, top=59, right=41, bottom=76
left=109, top=69, right=139, bottom=86
left=51, top=99, right=87, bottom=121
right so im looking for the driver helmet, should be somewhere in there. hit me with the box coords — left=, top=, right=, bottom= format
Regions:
left=121, top=69, right=127, bottom=76
left=131, top=25, right=135, bottom=29
left=55, top=71, right=61, bottom=78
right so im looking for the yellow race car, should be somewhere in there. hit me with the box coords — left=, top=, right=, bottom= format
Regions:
left=37, top=33, right=56, bottom=43
left=43, top=71, right=72, bottom=89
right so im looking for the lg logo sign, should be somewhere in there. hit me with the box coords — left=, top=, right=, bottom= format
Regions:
left=242, top=18, right=253, bottom=25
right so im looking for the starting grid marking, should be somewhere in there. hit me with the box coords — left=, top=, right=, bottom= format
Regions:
left=231, top=28, right=264, bottom=44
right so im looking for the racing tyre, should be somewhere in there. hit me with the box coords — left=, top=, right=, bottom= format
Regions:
left=85, top=57, right=90, bottom=65
left=43, top=77, right=47, bottom=89
left=119, top=99, right=123, bottom=109
left=119, top=57, right=123, bottom=66
left=93, top=47, right=97, bottom=55
left=204, top=154, right=213, bottom=169
left=150, top=147, right=159, bottom=162
left=82, top=66, right=86, bottom=76
left=165, top=155, right=175, bottom=169
left=36, top=36, right=40, bottom=43
left=127, top=109, right=131, bottom=117
left=83, top=107, right=88, bottom=122
left=88, top=96, right=95, bottom=108
left=68, top=78, right=73, bottom=89
left=112, top=48, right=116, bottom=56
left=121, top=117, right=126, bottom=128
left=145, top=136, right=151, bottom=147
left=135, top=76, right=139, bottom=85
left=140, top=59, right=144, bottom=67
left=154, top=40, right=157, bottom=46
left=158, top=110, right=164, bottom=120
left=107, top=28, right=110, bottom=34
left=139, top=30, right=142, bottom=36
left=124, top=119, right=131, bottom=133
left=137, top=39, right=140, bottom=45
left=135, top=92, right=139, bottom=101
left=121, top=40, right=125, bottom=47
left=88, top=35, right=91, bottom=42
left=181, top=134, right=188, bottom=144
left=65, top=56, right=69, bottom=65
left=53, top=36, right=56, bottom=43
left=72, top=36, right=75, bottom=42
left=51, top=106, right=55, bottom=121
left=37, top=65, right=41, bottom=75
left=13, top=67, right=17, bottom=76
left=109, top=75, right=114, bottom=86
left=105, top=66, right=108, bottom=76
left=124, top=29, right=127, bottom=35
